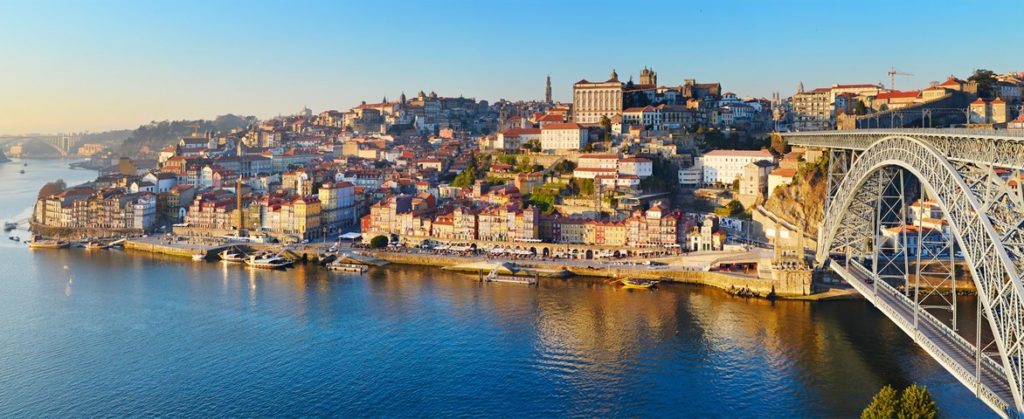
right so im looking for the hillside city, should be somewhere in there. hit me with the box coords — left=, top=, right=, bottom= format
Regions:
left=13, top=67, right=1024, bottom=280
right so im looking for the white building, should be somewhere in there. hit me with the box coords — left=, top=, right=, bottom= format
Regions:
left=577, top=154, right=619, bottom=170
left=496, top=128, right=541, bottom=151
left=541, top=123, right=588, bottom=152
left=617, top=157, right=653, bottom=177
left=573, top=70, right=624, bottom=124
left=622, top=106, right=662, bottom=130
left=699, top=149, right=775, bottom=186
left=767, top=167, right=797, bottom=197
left=678, top=162, right=702, bottom=187
left=574, top=154, right=652, bottom=179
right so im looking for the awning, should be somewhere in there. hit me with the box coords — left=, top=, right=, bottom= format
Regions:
left=338, top=232, right=362, bottom=240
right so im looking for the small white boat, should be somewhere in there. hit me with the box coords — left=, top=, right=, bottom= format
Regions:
left=84, top=242, right=106, bottom=250
left=327, top=262, right=368, bottom=273
left=245, top=254, right=293, bottom=269
left=218, top=249, right=247, bottom=263
left=192, top=253, right=206, bottom=261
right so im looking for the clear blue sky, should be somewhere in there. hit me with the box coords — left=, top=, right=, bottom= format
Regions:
left=1, top=0, right=1020, bottom=134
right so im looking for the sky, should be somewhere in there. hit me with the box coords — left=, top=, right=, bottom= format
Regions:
left=1, top=0, right=1021, bottom=135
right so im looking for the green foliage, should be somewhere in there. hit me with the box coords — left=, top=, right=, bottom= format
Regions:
left=731, top=179, right=740, bottom=192
left=968, top=68, right=998, bottom=98
left=582, top=142, right=596, bottom=152
left=575, top=178, right=595, bottom=196
left=861, top=385, right=899, bottom=419
left=714, top=199, right=745, bottom=218
left=770, top=132, right=787, bottom=155
left=118, top=114, right=256, bottom=156
left=451, top=167, right=476, bottom=187
left=639, top=157, right=677, bottom=192
left=483, top=177, right=507, bottom=186
left=699, top=129, right=770, bottom=151
left=493, top=153, right=516, bottom=164
left=897, top=384, right=937, bottom=419
left=860, top=384, right=937, bottom=419
left=526, top=193, right=557, bottom=215
left=551, top=160, right=577, bottom=175
left=854, top=100, right=868, bottom=116
left=522, top=139, right=541, bottom=153
left=369, top=235, right=389, bottom=249
left=515, top=156, right=534, bottom=173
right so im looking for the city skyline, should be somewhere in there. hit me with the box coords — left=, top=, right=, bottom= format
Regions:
left=2, top=0, right=1021, bottom=134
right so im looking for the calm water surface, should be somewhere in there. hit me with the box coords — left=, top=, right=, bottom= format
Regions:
left=0, top=159, right=992, bottom=417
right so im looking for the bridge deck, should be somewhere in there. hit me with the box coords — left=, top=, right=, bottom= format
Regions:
left=832, top=262, right=1015, bottom=417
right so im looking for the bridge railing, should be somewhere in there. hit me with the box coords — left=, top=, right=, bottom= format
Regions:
left=847, top=262, right=1006, bottom=378
left=784, top=128, right=1024, bottom=140
left=839, top=262, right=1011, bottom=416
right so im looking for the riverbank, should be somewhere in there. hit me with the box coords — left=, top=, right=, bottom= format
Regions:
left=363, top=250, right=818, bottom=300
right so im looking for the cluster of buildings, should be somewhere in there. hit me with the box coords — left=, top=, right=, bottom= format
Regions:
left=361, top=194, right=726, bottom=252
left=785, top=72, right=1024, bottom=130
left=572, top=68, right=773, bottom=132
left=33, top=185, right=157, bottom=233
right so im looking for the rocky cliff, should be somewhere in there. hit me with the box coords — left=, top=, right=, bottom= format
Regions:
left=764, top=160, right=827, bottom=237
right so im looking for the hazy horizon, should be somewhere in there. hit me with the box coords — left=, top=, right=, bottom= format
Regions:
left=2, top=0, right=1021, bottom=135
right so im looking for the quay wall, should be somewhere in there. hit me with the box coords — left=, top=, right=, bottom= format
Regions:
left=367, top=251, right=813, bottom=298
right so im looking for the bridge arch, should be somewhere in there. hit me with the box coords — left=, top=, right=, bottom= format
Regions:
left=820, top=135, right=1024, bottom=414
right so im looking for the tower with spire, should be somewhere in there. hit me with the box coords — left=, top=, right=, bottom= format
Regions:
left=545, top=75, right=552, bottom=104
left=639, top=66, right=657, bottom=86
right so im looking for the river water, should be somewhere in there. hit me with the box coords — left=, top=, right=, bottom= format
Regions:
left=0, top=159, right=992, bottom=417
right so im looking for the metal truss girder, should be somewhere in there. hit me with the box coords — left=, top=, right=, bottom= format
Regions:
left=816, top=134, right=1024, bottom=415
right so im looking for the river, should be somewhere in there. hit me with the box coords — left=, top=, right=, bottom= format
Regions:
left=0, top=158, right=993, bottom=417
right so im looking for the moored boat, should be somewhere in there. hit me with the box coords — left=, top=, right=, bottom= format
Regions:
left=28, top=239, right=69, bottom=249
left=327, top=262, right=368, bottom=273
left=245, top=254, right=293, bottom=269
left=84, top=242, right=106, bottom=250
left=192, top=253, right=206, bottom=261
left=619, top=278, right=658, bottom=290
left=218, top=249, right=247, bottom=263
left=3, top=222, right=16, bottom=232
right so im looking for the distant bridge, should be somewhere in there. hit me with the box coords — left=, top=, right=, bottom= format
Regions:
left=0, top=134, right=82, bottom=156
left=782, top=129, right=1024, bottom=418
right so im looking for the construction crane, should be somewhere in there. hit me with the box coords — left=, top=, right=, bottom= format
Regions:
left=888, top=67, right=914, bottom=91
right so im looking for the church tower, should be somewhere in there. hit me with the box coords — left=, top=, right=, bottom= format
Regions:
left=545, top=75, right=552, bottom=104
left=640, top=66, right=657, bottom=86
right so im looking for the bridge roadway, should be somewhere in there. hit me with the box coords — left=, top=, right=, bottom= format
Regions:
left=832, top=261, right=1014, bottom=417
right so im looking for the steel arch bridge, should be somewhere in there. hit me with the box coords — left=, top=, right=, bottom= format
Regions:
left=782, top=129, right=1024, bottom=418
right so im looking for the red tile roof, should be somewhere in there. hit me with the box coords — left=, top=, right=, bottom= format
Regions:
left=543, top=123, right=584, bottom=130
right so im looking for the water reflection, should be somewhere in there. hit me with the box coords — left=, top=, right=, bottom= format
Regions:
left=0, top=247, right=994, bottom=417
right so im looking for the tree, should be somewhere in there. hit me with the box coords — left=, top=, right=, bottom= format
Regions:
left=861, top=385, right=899, bottom=419
left=599, top=115, right=612, bottom=132
left=451, top=167, right=476, bottom=188
left=515, top=156, right=533, bottom=173
left=854, top=100, right=868, bottom=116
left=860, top=384, right=937, bottom=419
left=369, top=235, right=388, bottom=249
left=37, top=179, right=67, bottom=199
left=770, top=132, right=787, bottom=155
left=897, top=384, right=937, bottom=419
left=968, top=68, right=998, bottom=98
left=574, top=178, right=595, bottom=196
left=715, top=199, right=745, bottom=218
